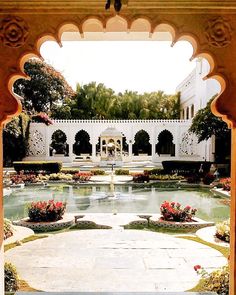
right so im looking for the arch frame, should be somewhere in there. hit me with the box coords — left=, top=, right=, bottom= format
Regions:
left=0, top=5, right=236, bottom=294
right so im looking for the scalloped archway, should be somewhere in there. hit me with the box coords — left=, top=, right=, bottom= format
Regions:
left=0, top=9, right=236, bottom=294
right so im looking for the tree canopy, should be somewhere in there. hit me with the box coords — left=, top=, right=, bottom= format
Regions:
left=51, top=82, right=180, bottom=120
left=14, top=59, right=75, bottom=114
left=189, top=96, right=229, bottom=142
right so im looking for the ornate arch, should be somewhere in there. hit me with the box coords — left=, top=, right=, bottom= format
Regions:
left=0, top=7, right=236, bottom=294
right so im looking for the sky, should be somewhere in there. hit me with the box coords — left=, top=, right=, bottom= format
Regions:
left=40, top=40, right=196, bottom=94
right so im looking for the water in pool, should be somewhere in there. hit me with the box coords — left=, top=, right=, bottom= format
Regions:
left=4, top=184, right=229, bottom=222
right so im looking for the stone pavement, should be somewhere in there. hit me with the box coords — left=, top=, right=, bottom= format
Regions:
left=5, top=229, right=227, bottom=292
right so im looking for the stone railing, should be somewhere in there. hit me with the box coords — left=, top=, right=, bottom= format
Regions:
left=39, top=119, right=191, bottom=124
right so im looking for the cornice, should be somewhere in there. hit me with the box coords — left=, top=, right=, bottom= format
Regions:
left=1, top=1, right=236, bottom=15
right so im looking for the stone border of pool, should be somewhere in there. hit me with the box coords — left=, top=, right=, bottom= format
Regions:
left=12, top=213, right=214, bottom=232
left=12, top=214, right=74, bottom=232
left=211, top=188, right=230, bottom=198
left=128, top=215, right=214, bottom=230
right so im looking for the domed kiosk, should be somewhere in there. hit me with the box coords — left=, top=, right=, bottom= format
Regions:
left=100, top=127, right=123, bottom=165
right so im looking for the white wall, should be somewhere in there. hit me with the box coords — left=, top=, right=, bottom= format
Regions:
left=25, top=119, right=212, bottom=165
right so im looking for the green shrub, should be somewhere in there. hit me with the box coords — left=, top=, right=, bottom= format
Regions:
left=49, top=173, right=73, bottom=181
left=162, top=160, right=212, bottom=176
left=4, top=219, right=14, bottom=240
left=61, top=168, right=80, bottom=174
left=149, top=174, right=184, bottom=181
left=144, top=168, right=164, bottom=175
left=115, top=169, right=129, bottom=175
left=4, top=262, right=19, bottom=292
left=195, top=264, right=229, bottom=295
left=91, top=169, right=106, bottom=175
left=13, top=161, right=62, bottom=174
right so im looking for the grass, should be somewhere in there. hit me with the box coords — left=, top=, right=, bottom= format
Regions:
left=177, top=235, right=229, bottom=292
left=4, top=234, right=48, bottom=252
left=177, top=235, right=229, bottom=258
left=18, top=279, right=40, bottom=292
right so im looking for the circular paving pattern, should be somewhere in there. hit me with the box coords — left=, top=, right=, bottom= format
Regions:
left=5, top=229, right=227, bottom=292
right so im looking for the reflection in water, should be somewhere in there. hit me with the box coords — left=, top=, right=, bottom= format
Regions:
left=4, top=184, right=230, bottom=222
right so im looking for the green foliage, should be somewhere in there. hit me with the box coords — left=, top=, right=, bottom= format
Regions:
left=13, top=161, right=62, bottom=174
left=91, top=169, right=106, bottom=175
left=3, top=113, right=31, bottom=166
left=49, top=173, right=73, bottom=181
left=51, top=82, right=181, bottom=120
left=115, top=169, right=129, bottom=175
left=61, top=168, right=80, bottom=174
left=189, top=96, right=229, bottom=142
left=144, top=168, right=164, bottom=175
left=196, top=265, right=229, bottom=295
left=162, top=160, right=212, bottom=176
left=4, top=262, right=19, bottom=292
left=4, top=219, right=13, bottom=240
left=14, top=59, right=74, bottom=113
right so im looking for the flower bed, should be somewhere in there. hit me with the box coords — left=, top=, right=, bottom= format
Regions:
left=160, top=201, right=197, bottom=222
left=194, top=264, right=229, bottom=295
left=220, top=178, right=231, bottom=191
left=127, top=215, right=214, bottom=230
left=73, top=172, right=91, bottom=182
left=215, top=219, right=230, bottom=243
left=4, top=219, right=14, bottom=240
left=13, top=214, right=74, bottom=232
left=28, top=200, right=66, bottom=222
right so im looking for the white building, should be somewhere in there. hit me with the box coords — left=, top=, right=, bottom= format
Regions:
left=25, top=58, right=220, bottom=165
left=176, top=58, right=221, bottom=120
left=26, top=119, right=209, bottom=165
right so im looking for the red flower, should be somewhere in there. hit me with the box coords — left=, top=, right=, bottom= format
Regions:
left=185, top=205, right=191, bottom=211
left=194, top=265, right=201, bottom=271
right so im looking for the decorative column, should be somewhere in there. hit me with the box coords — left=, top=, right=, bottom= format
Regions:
left=151, top=141, right=156, bottom=161
left=128, top=140, right=133, bottom=161
left=91, top=141, right=96, bottom=161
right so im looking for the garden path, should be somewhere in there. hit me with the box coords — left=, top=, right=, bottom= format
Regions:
left=5, top=229, right=227, bottom=292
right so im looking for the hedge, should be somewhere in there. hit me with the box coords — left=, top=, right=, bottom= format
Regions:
left=162, top=160, right=212, bottom=176
left=115, top=169, right=129, bottom=175
left=13, top=161, right=62, bottom=174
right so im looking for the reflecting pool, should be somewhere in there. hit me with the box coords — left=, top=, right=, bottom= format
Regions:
left=4, top=184, right=229, bottom=222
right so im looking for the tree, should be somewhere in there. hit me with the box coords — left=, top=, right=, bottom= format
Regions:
left=189, top=96, right=230, bottom=164
left=189, top=97, right=229, bottom=142
left=3, top=113, right=31, bottom=166
left=14, top=59, right=75, bottom=114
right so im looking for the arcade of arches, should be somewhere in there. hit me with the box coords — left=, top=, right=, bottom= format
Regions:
left=27, top=120, right=205, bottom=164
left=1, top=1, right=236, bottom=294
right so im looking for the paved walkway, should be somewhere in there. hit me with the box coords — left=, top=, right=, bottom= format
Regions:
left=196, top=226, right=229, bottom=248
left=5, top=229, right=227, bottom=292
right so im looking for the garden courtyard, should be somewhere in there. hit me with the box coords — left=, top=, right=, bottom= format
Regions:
left=4, top=166, right=230, bottom=293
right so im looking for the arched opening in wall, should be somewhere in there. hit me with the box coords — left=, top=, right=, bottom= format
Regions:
left=186, top=106, right=189, bottom=119
left=50, top=129, right=69, bottom=156
left=73, top=130, right=92, bottom=157
left=133, top=130, right=151, bottom=156
left=96, top=137, right=100, bottom=156
left=191, top=104, right=194, bottom=118
left=122, top=134, right=128, bottom=156
left=156, top=129, right=175, bottom=156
